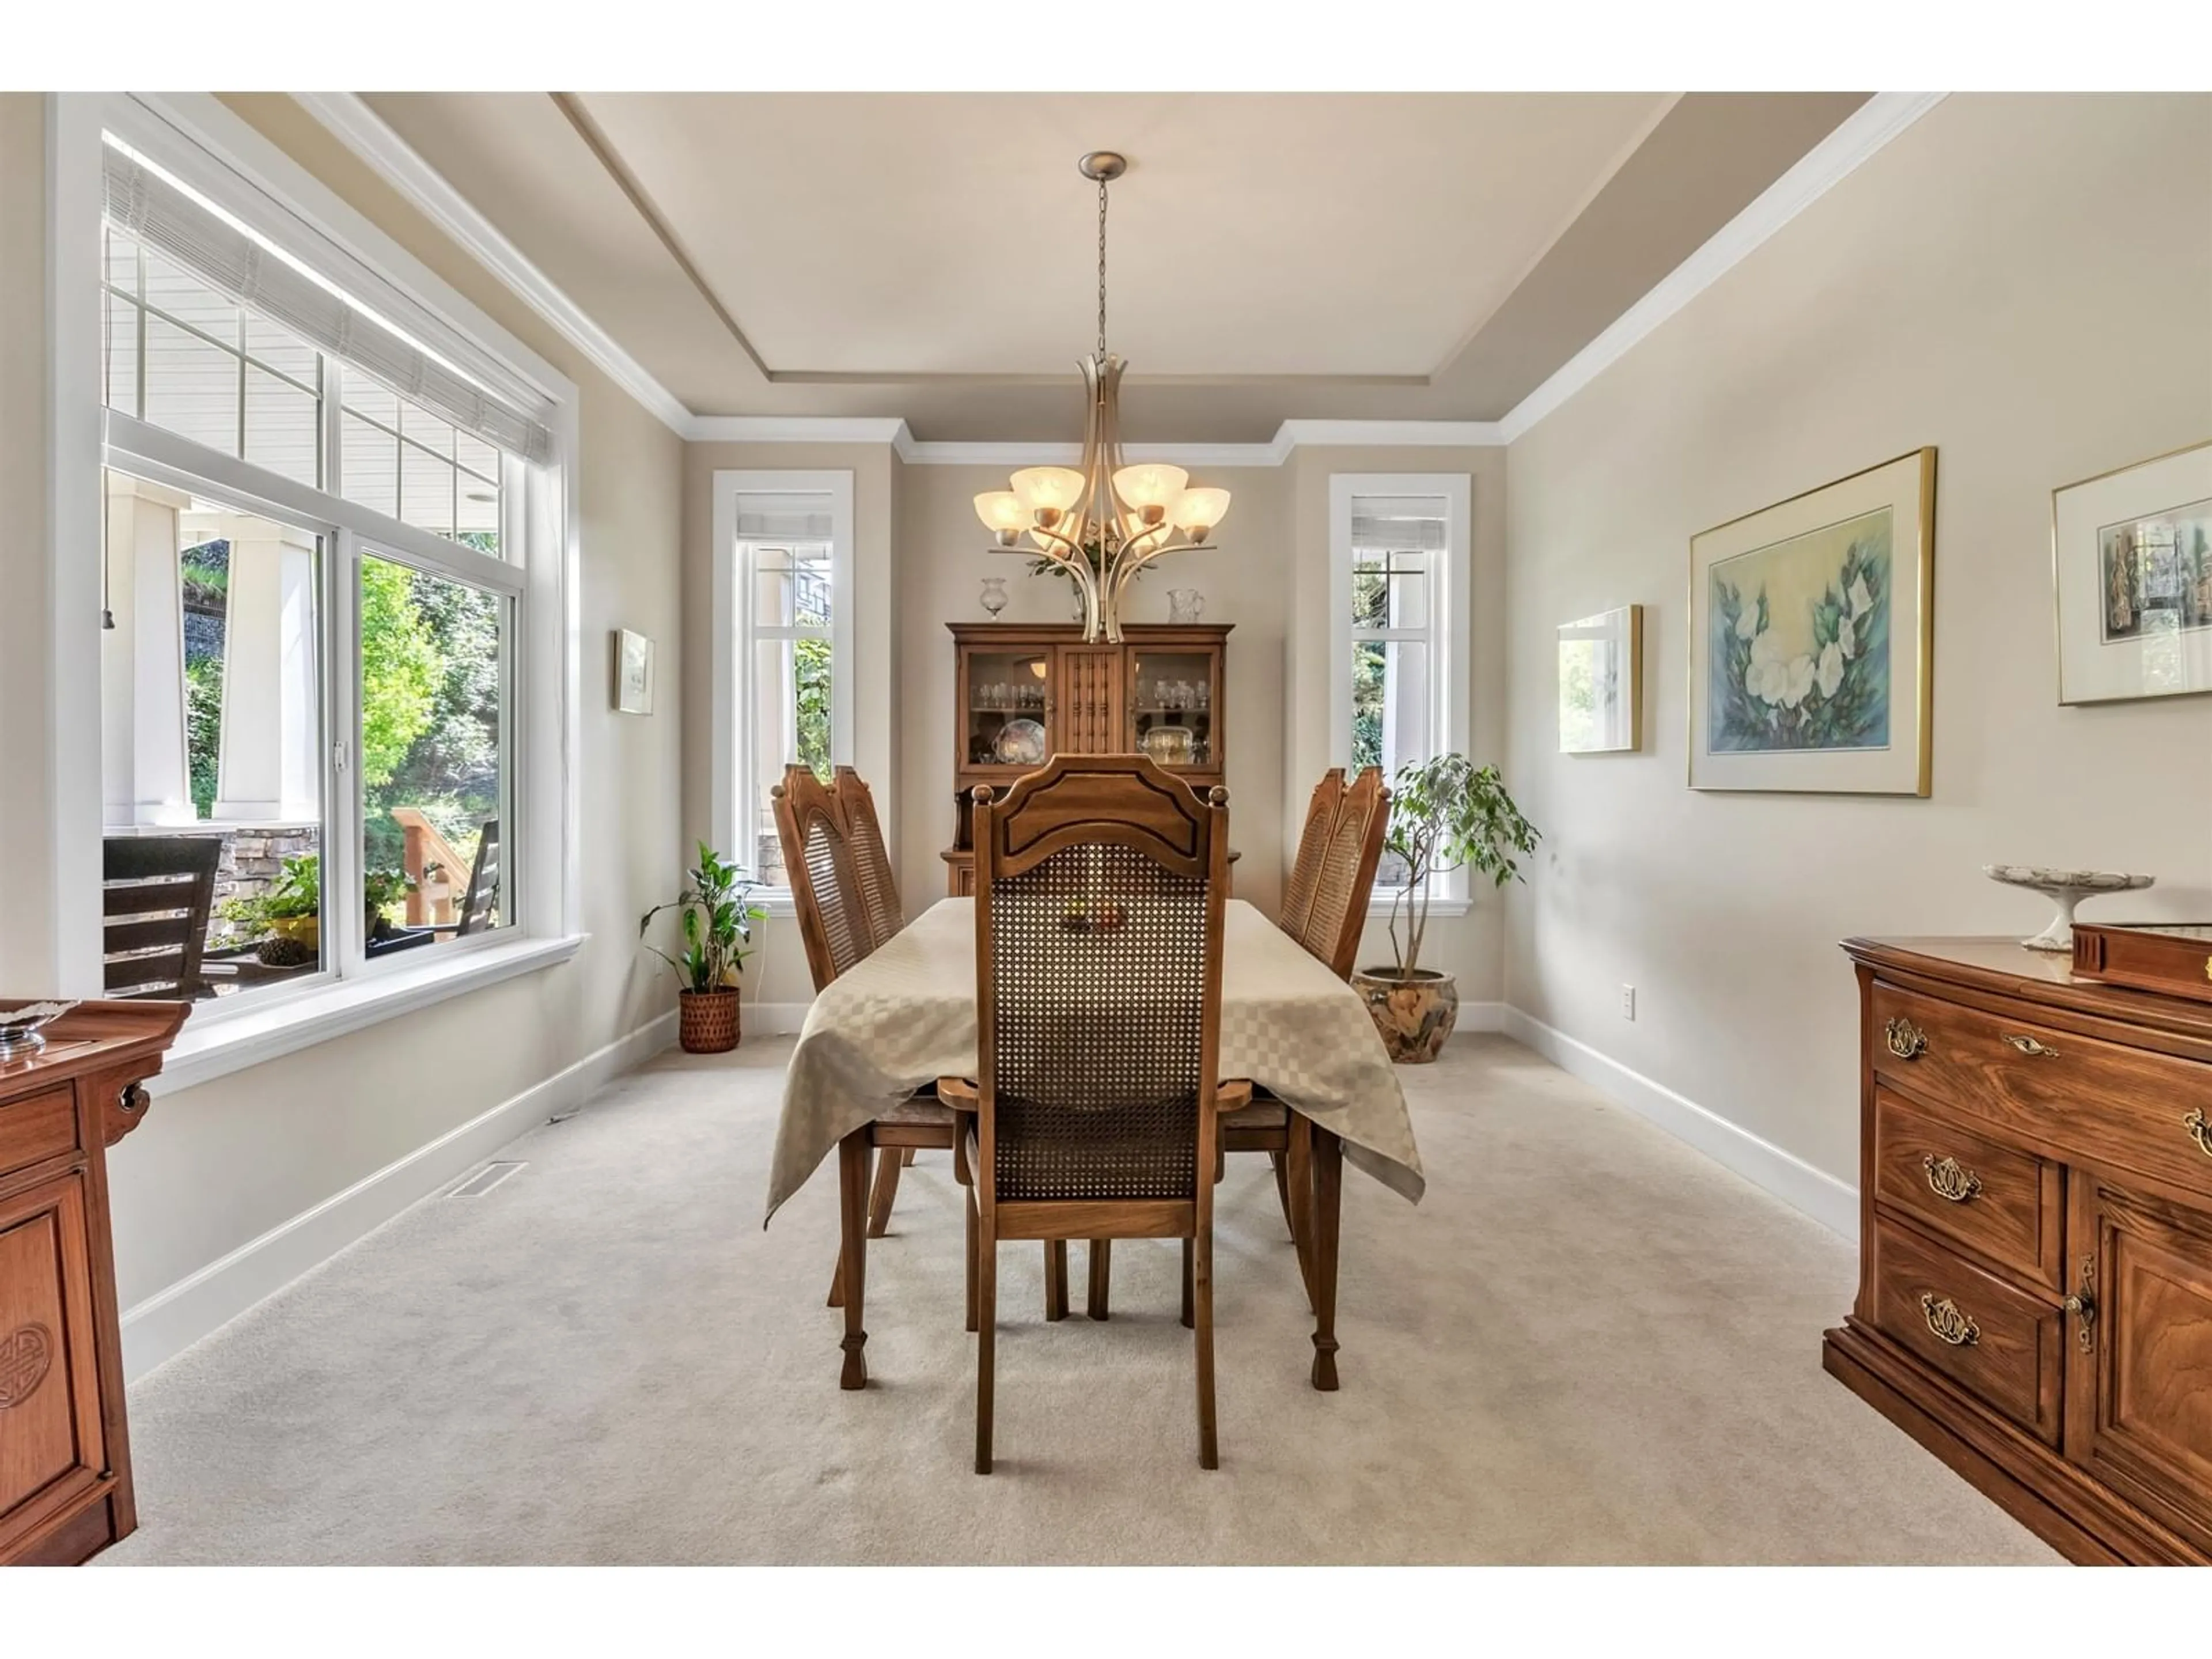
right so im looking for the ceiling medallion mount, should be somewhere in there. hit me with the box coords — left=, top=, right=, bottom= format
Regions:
left=974, top=150, right=1232, bottom=644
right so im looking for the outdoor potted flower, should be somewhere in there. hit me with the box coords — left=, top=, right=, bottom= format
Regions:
left=363, top=867, right=413, bottom=942
left=1354, top=754, right=1539, bottom=1063
left=219, top=853, right=323, bottom=965
left=639, top=841, right=768, bottom=1054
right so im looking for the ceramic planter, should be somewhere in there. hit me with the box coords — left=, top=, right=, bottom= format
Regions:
left=679, top=987, right=741, bottom=1054
left=270, top=915, right=320, bottom=951
left=1352, top=967, right=1459, bottom=1064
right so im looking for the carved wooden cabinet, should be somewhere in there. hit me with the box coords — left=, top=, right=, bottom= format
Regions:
left=1, top=998, right=185, bottom=1566
left=942, top=622, right=1230, bottom=895
left=1825, top=939, right=2212, bottom=1564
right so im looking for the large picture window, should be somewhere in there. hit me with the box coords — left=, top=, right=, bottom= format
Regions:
left=89, top=121, right=552, bottom=1017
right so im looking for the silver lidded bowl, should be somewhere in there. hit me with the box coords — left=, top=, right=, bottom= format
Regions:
left=0, top=1000, right=79, bottom=1063
left=1983, top=866, right=2155, bottom=953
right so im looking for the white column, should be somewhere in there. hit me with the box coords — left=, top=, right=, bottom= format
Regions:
left=213, top=517, right=320, bottom=822
left=100, top=474, right=196, bottom=827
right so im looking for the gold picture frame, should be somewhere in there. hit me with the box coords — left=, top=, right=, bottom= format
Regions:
left=2051, top=437, right=2212, bottom=706
left=1687, top=448, right=1935, bottom=795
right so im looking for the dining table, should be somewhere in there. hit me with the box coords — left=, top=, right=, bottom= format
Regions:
left=768, top=896, right=1425, bottom=1392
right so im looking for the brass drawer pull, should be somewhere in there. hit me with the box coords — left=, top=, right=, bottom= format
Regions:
left=1921, top=1153, right=1982, bottom=1203
left=2062, top=1259, right=2097, bottom=1355
left=2002, top=1033, right=2059, bottom=1058
left=1919, top=1293, right=1979, bottom=1347
left=2186, top=1108, right=2212, bottom=1160
left=1884, top=1016, right=1927, bottom=1060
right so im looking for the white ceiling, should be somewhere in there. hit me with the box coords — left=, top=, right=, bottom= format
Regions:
left=572, top=92, right=1672, bottom=378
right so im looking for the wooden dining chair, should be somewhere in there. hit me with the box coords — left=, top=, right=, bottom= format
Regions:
left=1275, top=766, right=1343, bottom=951
left=1284, top=764, right=1391, bottom=979
left=951, top=753, right=1241, bottom=1472
left=771, top=765, right=948, bottom=1270
left=102, top=835, right=223, bottom=999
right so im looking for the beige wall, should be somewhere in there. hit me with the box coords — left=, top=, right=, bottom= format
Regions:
left=62, top=96, right=690, bottom=1318
left=0, top=97, right=53, bottom=986
left=1502, top=93, right=2212, bottom=1187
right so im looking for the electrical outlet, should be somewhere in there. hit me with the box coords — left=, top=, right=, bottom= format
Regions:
left=1620, top=984, right=1637, bottom=1021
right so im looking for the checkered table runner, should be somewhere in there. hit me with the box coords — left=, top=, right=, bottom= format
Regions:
left=767, top=898, right=1423, bottom=1222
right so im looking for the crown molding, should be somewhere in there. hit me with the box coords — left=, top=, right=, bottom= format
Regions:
left=297, top=90, right=1944, bottom=458
left=293, top=91, right=694, bottom=440
left=1497, top=90, right=1948, bottom=442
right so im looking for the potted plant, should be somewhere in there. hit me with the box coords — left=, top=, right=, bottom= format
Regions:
left=639, top=841, right=768, bottom=1054
left=219, top=853, right=323, bottom=964
left=363, top=867, right=413, bottom=942
left=1353, top=754, right=1539, bottom=1063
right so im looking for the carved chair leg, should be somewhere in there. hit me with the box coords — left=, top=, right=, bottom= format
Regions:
left=1270, top=1149, right=1296, bottom=1241
left=1286, top=1116, right=1316, bottom=1312
left=1309, top=1126, right=1342, bottom=1392
left=1044, top=1240, right=1069, bottom=1321
left=866, top=1145, right=903, bottom=1237
left=975, top=1219, right=998, bottom=1475
left=827, top=1250, right=844, bottom=1309
left=1086, top=1238, right=1112, bottom=1321
left=965, top=1188, right=979, bottom=1334
left=836, top=1130, right=870, bottom=1390
left=1181, top=1236, right=1195, bottom=1330
left=1195, top=1224, right=1218, bottom=1470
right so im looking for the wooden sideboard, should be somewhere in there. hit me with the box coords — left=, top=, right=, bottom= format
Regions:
left=940, top=622, right=1232, bottom=895
left=1825, top=938, right=2212, bottom=1565
left=1, top=998, right=185, bottom=1566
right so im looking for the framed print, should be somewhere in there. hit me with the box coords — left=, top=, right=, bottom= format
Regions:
left=1559, top=604, right=1643, bottom=753
left=2053, top=438, right=2212, bottom=706
left=1688, top=448, right=1934, bottom=794
left=613, top=628, right=656, bottom=714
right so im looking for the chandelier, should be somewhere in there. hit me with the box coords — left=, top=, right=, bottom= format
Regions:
left=972, top=151, right=1232, bottom=643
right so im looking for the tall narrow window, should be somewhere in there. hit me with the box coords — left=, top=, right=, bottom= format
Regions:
left=714, top=475, right=855, bottom=897
left=1331, top=476, right=1470, bottom=896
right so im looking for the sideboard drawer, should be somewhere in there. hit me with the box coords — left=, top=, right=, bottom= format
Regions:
left=1873, top=1088, right=2061, bottom=1290
left=0, top=1087, right=80, bottom=1179
left=1870, top=982, right=2212, bottom=1196
left=1869, top=1213, right=2063, bottom=1445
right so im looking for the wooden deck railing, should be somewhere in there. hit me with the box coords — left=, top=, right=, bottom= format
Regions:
left=390, top=808, right=469, bottom=926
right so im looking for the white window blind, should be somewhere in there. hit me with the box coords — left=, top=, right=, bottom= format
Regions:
left=732, top=491, right=836, bottom=541
left=1350, top=496, right=1449, bottom=552
left=101, top=138, right=554, bottom=464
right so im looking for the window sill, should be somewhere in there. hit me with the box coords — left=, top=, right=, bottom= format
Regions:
left=1373, top=888, right=1472, bottom=921
left=150, top=933, right=586, bottom=1097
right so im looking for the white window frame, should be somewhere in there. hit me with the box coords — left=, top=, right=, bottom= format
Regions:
left=48, top=93, right=583, bottom=1094
left=1328, top=472, right=1474, bottom=909
left=710, top=469, right=856, bottom=916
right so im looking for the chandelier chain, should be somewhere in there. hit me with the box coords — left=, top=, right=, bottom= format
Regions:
left=1096, top=173, right=1109, bottom=359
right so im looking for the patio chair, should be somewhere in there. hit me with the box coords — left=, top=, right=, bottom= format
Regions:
left=102, top=834, right=223, bottom=999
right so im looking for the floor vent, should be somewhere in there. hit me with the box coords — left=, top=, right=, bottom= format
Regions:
left=448, top=1161, right=526, bottom=1198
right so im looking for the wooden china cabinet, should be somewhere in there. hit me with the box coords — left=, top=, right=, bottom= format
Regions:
left=1, top=998, right=186, bottom=1565
left=1827, top=938, right=2212, bottom=1564
left=941, top=622, right=1231, bottom=895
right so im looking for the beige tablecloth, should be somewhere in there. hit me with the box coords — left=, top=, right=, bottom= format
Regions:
left=767, top=897, right=1424, bottom=1223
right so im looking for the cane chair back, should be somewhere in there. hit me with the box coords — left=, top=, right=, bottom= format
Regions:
left=771, top=766, right=871, bottom=994
left=1277, top=768, right=1343, bottom=946
left=837, top=767, right=904, bottom=956
left=1294, top=766, right=1391, bottom=980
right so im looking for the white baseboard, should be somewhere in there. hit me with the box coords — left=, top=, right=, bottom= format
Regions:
left=1499, top=1007, right=1858, bottom=1242
left=745, top=1001, right=812, bottom=1037
left=119, top=1010, right=678, bottom=1382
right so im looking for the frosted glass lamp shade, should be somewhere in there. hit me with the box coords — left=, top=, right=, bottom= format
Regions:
left=1172, top=486, right=1232, bottom=533
left=1010, top=466, right=1085, bottom=514
left=1112, top=462, right=1188, bottom=512
left=973, top=491, right=1027, bottom=533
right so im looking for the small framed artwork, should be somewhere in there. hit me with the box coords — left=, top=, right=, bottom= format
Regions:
left=1688, top=448, right=1935, bottom=795
left=1559, top=604, right=1643, bottom=753
left=2053, top=438, right=2212, bottom=706
left=613, top=628, right=656, bottom=715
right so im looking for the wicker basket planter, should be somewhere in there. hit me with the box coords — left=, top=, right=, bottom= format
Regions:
left=678, top=987, right=741, bottom=1054
left=1351, top=967, right=1459, bottom=1064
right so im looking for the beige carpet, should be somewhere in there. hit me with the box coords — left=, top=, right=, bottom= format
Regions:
left=103, top=1034, right=2056, bottom=1565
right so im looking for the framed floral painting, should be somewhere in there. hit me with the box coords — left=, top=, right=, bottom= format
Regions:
left=1688, top=448, right=1935, bottom=794
left=2053, top=438, right=2212, bottom=705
